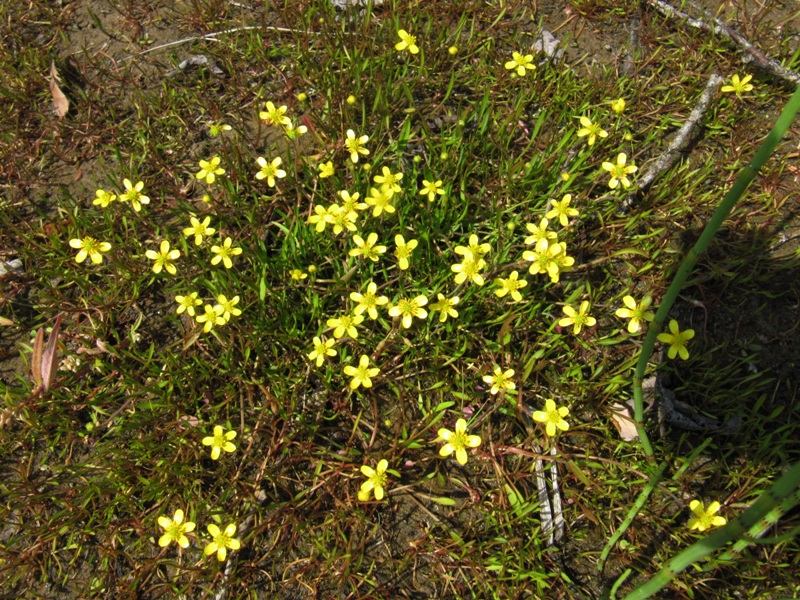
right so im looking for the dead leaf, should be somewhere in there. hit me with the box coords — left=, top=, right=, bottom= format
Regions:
left=49, top=61, right=69, bottom=118
left=0, top=316, right=13, bottom=327
left=610, top=403, right=639, bottom=441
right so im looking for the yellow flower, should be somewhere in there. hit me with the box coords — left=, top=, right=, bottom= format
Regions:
left=349, top=233, right=387, bottom=262
left=283, top=121, right=308, bottom=139
left=324, top=204, right=358, bottom=235
left=451, top=249, right=486, bottom=286
left=210, top=237, right=242, bottom=269
left=308, top=336, right=336, bottom=367
left=615, top=295, right=655, bottom=334
left=183, top=216, right=216, bottom=246
left=395, top=29, right=419, bottom=54
left=373, top=166, right=403, bottom=194
left=601, top=153, right=637, bottom=189
left=308, top=204, right=330, bottom=232
left=388, top=295, right=428, bottom=329
left=611, top=98, right=626, bottom=114
left=119, top=179, right=150, bottom=212
left=255, top=156, right=286, bottom=187
left=196, top=156, right=225, bottom=184
left=532, top=399, right=570, bottom=437
left=318, top=161, right=335, bottom=178
left=546, top=194, right=579, bottom=227
left=358, top=459, right=389, bottom=501
left=430, top=293, right=459, bottom=322
left=576, top=115, right=608, bottom=146
left=201, top=425, right=237, bottom=460
left=721, top=74, right=754, bottom=96
left=437, top=418, right=481, bottom=465
left=92, top=188, right=116, bottom=208
left=69, top=237, right=111, bottom=264
left=259, top=101, right=291, bottom=126
left=214, top=294, right=241, bottom=322
left=419, top=179, right=445, bottom=202
left=327, top=313, right=364, bottom=339
left=454, top=234, right=490, bottom=258
left=394, top=235, right=418, bottom=270
left=145, top=240, right=180, bottom=275
left=175, top=292, right=202, bottom=317
left=687, top=500, right=727, bottom=532
left=290, top=268, right=308, bottom=281
left=504, top=51, right=535, bottom=76
left=558, top=301, right=596, bottom=334
left=350, top=281, right=389, bottom=320
left=157, top=509, right=195, bottom=548
left=344, top=129, right=369, bottom=163
left=524, top=218, right=558, bottom=250
left=494, top=271, right=527, bottom=302
left=338, top=190, right=368, bottom=213
left=204, top=522, right=241, bottom=562
left=657, top=319, right=695, bottom=360
left=448, top=46, right=458, bottom=55
left=522, top=242, right=565, bottom=283
left=196, top=303, right=225, bottom=332
left=365, top=187, right=395, bottom=217
left=482, top=367, right=516, bottom=395
left=208, top=121, right=231, bottom=136
left=344, top=354, right=380, bottom=390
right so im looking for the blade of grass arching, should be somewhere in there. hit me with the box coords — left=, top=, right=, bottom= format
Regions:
left=631, top=83, right=800, bottom=458
left=620, top=460, right=800, bottom=600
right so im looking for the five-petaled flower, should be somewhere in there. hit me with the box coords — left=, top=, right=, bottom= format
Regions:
left=721, top=74, right=754, bottom=96
left=576, top=115, right=608, bottom=147
left=196, top=156, right=225, bottom=185
left=344, top=129, right=370, bottom=163
left=255, top=156, right=286, bottom=187
left=388, top=295, right=428, bottom=329
left=546, top=194, right=579, bottom=227
left=93, top=188, right=116, bottom=208
left=308, top=205, right=330, bottom=232
left=615, top=295, right=655, bottom=334
left=482, top=367, right=516, bottom=395
left=430, top=293, right=459, bottom=322
left=602, top=153, right=638, bottom=189
left=559, top=301, right=596, bottom=334
left=157, top=509, right=196, bottom=548
left=374, top=166, right=403, bottom=194
left=214, top=294, right=241, bottom=322
left=70, top=236, right=111, bottom=264
left=532, top=399, right=570, bottom=437
left=338, top=190, right=367, bottom=214
left=611, top=98, right=626, bottom=114
left=210, top=237, right=242, bottom=269
left=349, top=233, right=387, bottom=261
left=524, top=218, right=558, bottom=249
left=438, top=418, right=482, bottom=465
left=494, top=271, right=527, bottom=302
left=259, top=101, right=291, bottom=126
left=324, top=204, right=358, bottom=235
left=202, top=425, right=237, bottom=460
left=183, top=216, right=216, bottom=246
left=119, top=179, right=150, bottom=212
left=523, top=241, right=568, bottom=283
left=451, top=249, right=486, bottom=286
left=395, top=29, right=419, bottom=55
left=366, top=187, right=395, bottom=217
left=350, top=282, right=389, bottom=320
left=419, top=179, right=445, bottom=202
left=290, top=268, right=307, bottom=281
left=146, top=240, right=180, bottom=275
left=344, top=354, right=380, bottom=390
left=308, top=336, right=337, bottom=367
left=657, top=319, right=695, bottom=360
left=687, top=500, right=727, bottom=532
left=327, top=313, right=364, bottom=339
left=504, top=51, right=535, bottom=76
left=358, top=459, right=389, bottom=501
left=318, top=161, right=335, bottom=178
left=394, top=235, right=418, bottom=270
left=196, top=303, right=225, bottom=332
left=204, top=522, right=241, bottom=562
left=455, top=234, right=491, bottom=258
left=175, top=292, right=202, bottom=317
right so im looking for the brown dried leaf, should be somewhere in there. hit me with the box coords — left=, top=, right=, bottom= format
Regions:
left=610, top=403, right=639, bottom=441
left=49, top=61, right=69, bottom=118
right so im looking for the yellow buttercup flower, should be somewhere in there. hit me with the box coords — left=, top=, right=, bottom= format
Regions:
left=395, top=29, right=419, bottom=54
left=183, top=216, right=216, bottom=246
left=344, top=129, right=370, bottom=163
left=308, top=205, right=330, bottom=232
left=201, top=425, right=237, bottom=460
left=338, top=190, right=367, bottom=213
left=344, top=354, right=380, bottom=390
left=175, top=292, right=202, bottom=317
left=318, top=161, right=335, bottom=178
left=283, top=121, right=307, bottom=139
left=601, top=153, right=637, bottom=189
left=437, top=418, right=481, bottom=465
left=615, top=295, right=655, bottom=334
left=327, top=313, right=364, bottom=339
left=308, top=336, right=336, bottom=367
left=687, top=500, right=727, bottom=531
left=196, top=156, right=225, bottom=184
left=259, top=101, right=291, bottom=126
left=365, top=187, right=395, bottom=217
left=576, top=115, right=608, bottom=146
left=721, top=74, right=754, bottom=96
left=214, top=294, right=241, bottom=322
left=558, top=301, right=596, bottom=334
left=419, top=179, right=445, bottom=202
left=69, top=237, right=111, bottom=264
left=524, top=218, right=558, bottom=250
left=451, top=249, right=486, bottom=286
left=454, top=234, right=490, bottom=258
left=523, top=242, right=566, bottom=283
left=546, top=194, right=579, bottom=227
left=290, top=268, right=308, bottom=281
left=504, top=51, right=535, bottom=76
left=255, top=156, right=286, bottom=187
left=145, top=240, right=180, bottom=275
left=532, top=399, right=570, bottom=437
left=394, top=235, right=418, bottom=270
left=157, top=509, right=195, bottom=548
left=119, top=179, right=150, bottom=212
left=430, top=293, right=459, bottom=322
left=350, top=282, right=389, bottom=320
left=611, top=98, right=626, bottom=114
left=373, top=166, right=403, bottom=194
left=210, top=237, right=242, bottom=269
left=204, top=522, right=241, bottom=562
left=388, top=295, right=428, bottom=329
left=196, top=303, right=225, bottom=332
left=324, top=204, right=358, bottom=235
left=482, top=367, right=516, bottom=395
left=349, top=233, right=387, bottom=262
left=494, top=271, right=527, bottom=302
left=358, top=459, right=389, bottom=501
left=92, top=188, right=116, bottom=208
left=657, top=319, right=695, bottom=360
